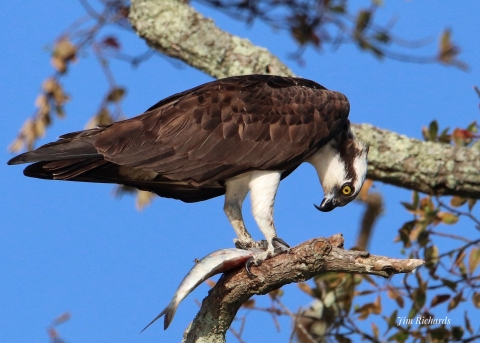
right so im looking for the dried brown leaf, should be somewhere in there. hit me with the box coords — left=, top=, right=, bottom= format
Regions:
left=52, top=312, right=71, bottom=326
left=135, top=190, right=155, bottom=210
left=8, top=138, right=24, bottom=153
left=473, top=292, right=480, bottom=308
left=51, top=56, right=67, bottom=73
left=242, top=299, right=255, bottom=308
left=107, top=87, right=126, bottom=102
left=454, top=250, right=466, bottom=267
left=268, top=289, right=283, bottom=299
left=419, top=196, right=434, bottom=212
left=42, top=78, right=59, bottom=94
left=371, top=322, right=379, bottom=339
left=205, top=279, right=216, bottom=288
left=464, top=311, right=473, bottom=334
left=430, top=294, right=450, bottom=308
left=450, top=196, right=467, bottom=207
left=387, top=287, right=404, bottom=308
left=297, top=282, right=314, bottom=297
left=358, top=179, right=373, bottom=201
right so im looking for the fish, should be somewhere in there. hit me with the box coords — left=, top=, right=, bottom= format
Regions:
left=141, top=248, right=263, bottom=331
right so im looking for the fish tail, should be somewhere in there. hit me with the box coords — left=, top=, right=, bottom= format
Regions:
left=140, top=297, right=178, bottom=332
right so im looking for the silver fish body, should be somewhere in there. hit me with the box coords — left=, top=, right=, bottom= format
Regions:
left=142, top=248, right=262, bottom=331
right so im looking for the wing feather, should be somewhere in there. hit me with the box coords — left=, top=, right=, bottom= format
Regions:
left=92, top=75, right=349, bottom=184
left=12, top=75, right=350, bottom=191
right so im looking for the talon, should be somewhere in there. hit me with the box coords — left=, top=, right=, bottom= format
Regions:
left=234, top=239, right=269, bottom=251
left=235, top=240, right=250, bottom=250
left=257, top=240, right=269, bottom=250
left=272, top=237, right=290, bottom=254
left=245, top=257, right=256, bottom=277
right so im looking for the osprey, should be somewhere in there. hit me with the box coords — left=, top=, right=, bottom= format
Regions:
left=8, top=75, right=368, bottom=265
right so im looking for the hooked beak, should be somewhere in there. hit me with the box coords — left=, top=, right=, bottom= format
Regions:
left=314, top=198, right=337, bottom=212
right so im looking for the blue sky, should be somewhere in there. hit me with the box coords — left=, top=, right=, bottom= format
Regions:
left=1, top=1, right=479, bottom=342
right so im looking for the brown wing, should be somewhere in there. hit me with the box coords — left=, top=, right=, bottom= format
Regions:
left=8, top=75, right=349, bottom=202
left=93, top=75, right=350, bottom=185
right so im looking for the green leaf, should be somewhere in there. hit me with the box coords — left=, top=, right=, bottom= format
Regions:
left=425, top=245, right=439, bottom=268
left=408, top=289, right=425, bottom=318
left=330, top=5, right=345, bottom=13
left=448, top=291, right=464, bottom=311
left=438, top=127, right=451, bottom=144
left=106, top=87, right=126, bottom=102
left=467, top=120, right=478, bottom=133
left=401, top=201, right=417, bottom=212
left=468, top=198, right=477, bottom=211
left=356, top=10, right=372, bottom=33
left=388, top=331, right=409, bottom=343
left=441, top=278, right=457, bottom=291
left=418, top=230, right=430, bottom=247
left=54, top=105, right=65, bottom=118
left=429, top=120, right=439, bottom=141
left=469, top=248, right=480, bottom=275
left=414, top=288, right=426, bottom=310
left=335, top=335, right=352, bottom=343
left=437, top=212, right=459, bottom=225
left=374, top=31, right=390, bottom=43
left=451, top=326, right=464, bottom=340
left=430, top=326, right=450, bottom=340
left=386, top=309, right=398, bottom=331
left=412, top=191, right=419, bottom=209
left=465, top=311, right=473, bottom=334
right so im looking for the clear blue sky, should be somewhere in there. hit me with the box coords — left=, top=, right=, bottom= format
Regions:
left=1, top=1, right=479, bottom=342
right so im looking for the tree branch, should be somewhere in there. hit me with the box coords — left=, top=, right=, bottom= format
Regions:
left=128, top=0, right=294, bottom=78
left=129, top=0, right=480, bottom=200
left=181, top=234, right=424, bottom=343
left=353, top=124, right=480, bottom=198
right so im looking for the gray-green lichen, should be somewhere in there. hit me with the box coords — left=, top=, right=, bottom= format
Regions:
left=129, top=0, right=294, bottom=78
left=353, top=124, right=480, bottom=198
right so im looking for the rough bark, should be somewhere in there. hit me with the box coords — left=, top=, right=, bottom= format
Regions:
left=353, top=124, right=480, bottom=198
left=128, top=0, right=293, bottom=78
left=181, top=234, right=423, bottom=343
left=129, top=0, right=480, bottom=199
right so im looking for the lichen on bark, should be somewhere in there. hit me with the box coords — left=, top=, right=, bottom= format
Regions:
left=129, top=0, right=294, bottom=78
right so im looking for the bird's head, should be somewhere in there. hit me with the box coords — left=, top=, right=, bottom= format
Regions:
left=311, top=132, right=368, bottom=212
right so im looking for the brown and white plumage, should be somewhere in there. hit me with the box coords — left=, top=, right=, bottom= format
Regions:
left=8, top=74, right=368, bottom=264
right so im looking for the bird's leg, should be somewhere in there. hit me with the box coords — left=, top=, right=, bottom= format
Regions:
left=248, top=170, right=290, bottom=267
left=224, top=175, right=256, bottom=250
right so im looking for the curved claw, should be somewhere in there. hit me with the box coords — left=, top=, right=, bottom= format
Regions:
left=245, top=257, right=256, bottom=277
left=272, top=237, right=290, bottom=254
left=235, top=239, right=269, bottom=251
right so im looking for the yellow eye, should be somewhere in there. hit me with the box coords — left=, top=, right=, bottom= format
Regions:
left=342, top=185, right=353, bottom=195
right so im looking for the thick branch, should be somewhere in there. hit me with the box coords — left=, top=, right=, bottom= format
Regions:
left=182, top=234, right=423, bottom=343
left=129, top=0, right=480, bottom=199
left=128, top=0, right=294, bottom=78
left=353, top=124, right=480, bottom=198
